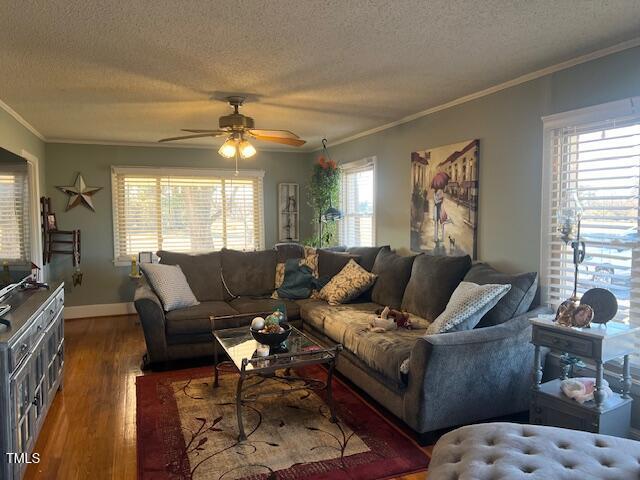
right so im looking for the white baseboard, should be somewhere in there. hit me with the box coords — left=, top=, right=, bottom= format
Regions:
left=64, top=302, right=136, bottom=319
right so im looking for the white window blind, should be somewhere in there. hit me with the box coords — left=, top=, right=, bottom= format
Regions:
left=339, top=158, right=375, bottom=247
left=0, top=160, right=30, bottom=264
left=112, top=167, right=264, bottom=262
left=542, top=99, right=640, bottom=363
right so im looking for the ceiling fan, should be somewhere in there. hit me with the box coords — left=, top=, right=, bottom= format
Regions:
left=158, top=96, right=306, bottom=161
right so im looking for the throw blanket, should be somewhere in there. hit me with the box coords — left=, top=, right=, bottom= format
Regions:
left=277, top=258, right=328, bottom=299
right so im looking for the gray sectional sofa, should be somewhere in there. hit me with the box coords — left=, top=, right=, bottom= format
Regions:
left=134, top=243, right=547, bottom=436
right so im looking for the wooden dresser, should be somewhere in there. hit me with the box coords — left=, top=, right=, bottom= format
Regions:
left=0, top=282, right=64, bottom=480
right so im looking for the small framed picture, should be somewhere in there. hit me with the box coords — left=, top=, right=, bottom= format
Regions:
left=46, top=213, right=58, bottom=231
left=138, top=252, right=153, bottom=264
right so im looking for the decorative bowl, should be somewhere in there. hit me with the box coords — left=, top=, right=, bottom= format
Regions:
left=250, top=323, right=292, bottom=347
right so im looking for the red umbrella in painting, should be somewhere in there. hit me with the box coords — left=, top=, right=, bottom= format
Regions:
left=431, top=172, right=450, bottom=190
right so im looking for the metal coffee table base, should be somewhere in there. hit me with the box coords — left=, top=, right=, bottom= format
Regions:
left=213, top=346, right=341, bottom=441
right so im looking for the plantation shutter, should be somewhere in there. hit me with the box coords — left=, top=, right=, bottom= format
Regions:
left=112, top=168, right=264, bottom=262
left=339, top=158, right=375, bottom=247
left=0, top=159, right=30, bottom=263
left=543, top=101, right=640, bottom=364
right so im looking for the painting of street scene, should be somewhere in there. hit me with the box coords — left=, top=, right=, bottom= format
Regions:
left=410, top=139, right=479, bottom=257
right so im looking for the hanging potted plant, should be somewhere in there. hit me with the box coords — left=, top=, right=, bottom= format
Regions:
left=307, top=143, right=341, bottom=247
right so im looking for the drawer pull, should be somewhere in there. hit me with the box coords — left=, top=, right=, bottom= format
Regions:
left=20, top=343, right=28, bottom=352
left=552, top=338, right=569, bottom=348
left=37, top=325, right=43, bottom=332
left=32, top=393, right=39, bottom=406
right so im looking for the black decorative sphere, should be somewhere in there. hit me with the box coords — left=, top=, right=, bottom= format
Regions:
left=250, top=323, right=292, bottom=347
left=580, top=288, right=618, bottom=324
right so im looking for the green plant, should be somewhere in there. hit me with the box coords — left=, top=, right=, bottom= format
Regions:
left=307, top=156, right=340, bottom=247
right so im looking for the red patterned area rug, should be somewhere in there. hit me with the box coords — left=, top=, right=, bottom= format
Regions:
left=137, top=365, right=429, bottom=480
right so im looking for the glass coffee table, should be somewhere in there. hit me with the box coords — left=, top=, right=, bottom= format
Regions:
left=212, top=325, right=342, bottom=441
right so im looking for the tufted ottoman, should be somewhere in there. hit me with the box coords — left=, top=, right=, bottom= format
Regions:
left=428, top=422, right=640, bottom=479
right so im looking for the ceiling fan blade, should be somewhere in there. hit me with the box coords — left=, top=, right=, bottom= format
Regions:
left=248, top=129, right=300, bottom=139
left=250, top=134, right=306, bottom=147
left=181, top=129, right=228, bottom=135
left=158, top=133, right=221, bottom=142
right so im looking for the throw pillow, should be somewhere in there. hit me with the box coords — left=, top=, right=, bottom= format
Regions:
left=221, top=248, right=277, bottom=297
left=317, top=249, right=361, bottom=280
left=276, top=259, right=326, bottom=300
left=318, top=259, right=377, bottom=305
left=401, top=254, right=472, bottom=321
left=371, top=248, right=418, bottom=309
left=464, top=263, right=538, bottom=327
left=426, top=281, right=512, bottom=335
left=275, top=262, right=286, bottom=289
left=140, top=263, right=199, bottom=312
left=157, top=250, right=226, bottom=301
left=303, top=246, right=319, bottom=277
left=275, top=247, right=319, bottom=290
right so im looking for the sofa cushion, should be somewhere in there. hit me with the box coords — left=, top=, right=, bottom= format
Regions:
left=165, top=301, right=239, bottom=335
left=317, top=249, right=361, bottom=279
left=401, top=254, right=472, bottom=321
left=318, top=260, right=377, bottom=305
left=464, top=263, right=539, bottom=327
left=346, top=246, right=389, bottom=272
left=140, top=263, right=200, bottom=312
left=274, top=243, right=305, bottom=263
left=158, top=250, right=226, bottom=302
left=299, top=299, right=429, bottom=387
left=426, top=282, right=512, bottom=334
left=229, top=297, right=300, bottom=320
left=371, top=249, right=418, bottom=309
left=297, top=298, right=332, bottom=331
left=221, top=248, right=277, bottom=297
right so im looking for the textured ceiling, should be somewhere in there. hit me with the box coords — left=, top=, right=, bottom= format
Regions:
left=0, top=0, right=639, bottom=150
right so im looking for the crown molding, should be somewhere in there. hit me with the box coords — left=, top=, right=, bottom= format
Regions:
left=0, top=99, right=45, bottom=141
left=318, top=36, right=640, bottom=151
left=46, top=137, right=314, bottom=153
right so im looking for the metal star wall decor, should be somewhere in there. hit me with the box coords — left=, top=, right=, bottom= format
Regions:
left=57, top=173, right=102, bottom=211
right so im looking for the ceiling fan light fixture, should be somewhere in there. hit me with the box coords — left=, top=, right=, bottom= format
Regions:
left=218, top=138, right=237, bottom=158
left=238, top=139, right=256, bottom=159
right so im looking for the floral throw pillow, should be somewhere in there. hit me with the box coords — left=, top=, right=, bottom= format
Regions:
left=318, top=259, right=377, bottom=305
left=426, top=281, right=511, bottom=335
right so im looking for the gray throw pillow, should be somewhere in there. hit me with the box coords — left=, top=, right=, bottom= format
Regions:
left=371, top=248, right=417, bottom=309
left=346, top=245, right=390, bottom=272
left=401, top=254, right=472, bottom=321
left=140, top=263, right=199, bottom=312
left=317, top=249, right=361, bottom=279
left=426, top=281, right=512, bottom=334
left=157, top=250, right=226, bottom=302
left=221, top=248, right=277, bottom=297
left=463, top=263, right=538, bottom=327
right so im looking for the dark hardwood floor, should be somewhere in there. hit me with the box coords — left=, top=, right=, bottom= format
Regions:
left=24, top=315, right=429, bottom=479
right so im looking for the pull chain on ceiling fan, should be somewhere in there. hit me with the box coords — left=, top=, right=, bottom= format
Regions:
left=159, top=96, right=306, bottom=173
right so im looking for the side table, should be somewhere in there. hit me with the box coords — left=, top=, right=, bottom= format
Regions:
left=530, top=317, right=638, bottom=437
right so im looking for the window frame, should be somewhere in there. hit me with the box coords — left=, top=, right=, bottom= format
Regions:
left=540, top=96, right=640, bottom=304
left=540, top=96, right=640, bottom=372
left=338, top=156, right=377, bottom=247
left=110, top=166, right=265, bottom=265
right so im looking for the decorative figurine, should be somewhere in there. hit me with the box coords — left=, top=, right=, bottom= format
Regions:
left=555, top=299, right=594, bottom=328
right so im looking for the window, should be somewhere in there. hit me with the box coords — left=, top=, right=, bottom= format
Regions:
left=339, top=158, right=375, bottom=247
left=111, top=167, right=264, bottom=262
left=541, top=97, right=640, bottom=363
left=0, top=158, right=30, bottom=264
